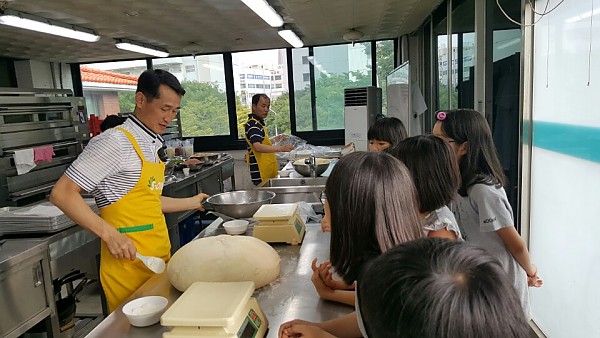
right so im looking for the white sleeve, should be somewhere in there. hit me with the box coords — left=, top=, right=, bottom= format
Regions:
left=64, top=131, right=125, bottom=192
left=469, top=184, right=514, bottom=232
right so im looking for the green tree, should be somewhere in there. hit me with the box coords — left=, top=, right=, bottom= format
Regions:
left=376, top=40, right=395, bottom=114
left=118, top=91, right=136, bottom=114
left=236, top=95, right=251, bottom=139
left=268, top=93, right=291, bottom=136
left=178, top=81, right=229, bottom=137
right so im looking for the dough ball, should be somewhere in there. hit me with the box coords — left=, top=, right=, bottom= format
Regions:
left=167, top=235, right=281, bottom=292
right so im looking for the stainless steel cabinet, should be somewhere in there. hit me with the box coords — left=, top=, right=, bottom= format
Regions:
left=0, top=240, right=58, bottom=338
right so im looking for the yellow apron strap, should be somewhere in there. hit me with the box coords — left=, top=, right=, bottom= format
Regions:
left=116, top=127, right=147, bottom=162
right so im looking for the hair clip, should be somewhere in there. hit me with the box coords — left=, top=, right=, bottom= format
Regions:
left=436, top=111, right=447, bottom=121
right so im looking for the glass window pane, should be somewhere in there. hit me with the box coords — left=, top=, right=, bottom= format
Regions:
left=452, top=0, right=475, bottom=109
left=80, top=60, right=147, bottom=119
left=232, top=49, right=290, bottom=139
left=154, top=55, right=228, bottom=137
left=375, top=40, right=395, bottom=115
left=292, top=48, right=312, bottom=131
left=313, top=42, right=372, bottom=130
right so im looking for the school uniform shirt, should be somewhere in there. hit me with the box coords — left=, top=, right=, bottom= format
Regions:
left=452, top=183, right=530, bottom=319
left=65, top=115, right=164, bottom=207
left=245, top=113, right=266, bottom=186
left=421, top=206, right=463, bottom=240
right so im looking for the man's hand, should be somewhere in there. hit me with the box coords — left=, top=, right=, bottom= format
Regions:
left=192, top=193, right=210, bottom=211
left=279, top=144, right=294, bottom=152
left=101, top=226, right=136, bottom=260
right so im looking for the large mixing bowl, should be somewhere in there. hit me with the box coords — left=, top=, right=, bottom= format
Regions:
left=293, top=158, right=331, bottom=177
left=205, top=190, right=276, bottom=218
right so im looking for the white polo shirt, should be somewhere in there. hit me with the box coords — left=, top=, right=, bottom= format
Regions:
left=65, top=115, right=164, bottom=208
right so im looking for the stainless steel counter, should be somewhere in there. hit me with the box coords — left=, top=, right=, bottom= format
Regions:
left=86, top=223, right=353, bottom=338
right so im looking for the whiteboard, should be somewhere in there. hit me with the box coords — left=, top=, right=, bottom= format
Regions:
left=529, top=1, right=600, bottom=336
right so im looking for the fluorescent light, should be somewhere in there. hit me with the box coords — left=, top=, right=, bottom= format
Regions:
left=115, top=39, right=169, bottom=58
left=278, top=29, right=303, bottom=48
left=240, top=0, right=284, bottom=27
left=0, top=9, right=100, bottom=42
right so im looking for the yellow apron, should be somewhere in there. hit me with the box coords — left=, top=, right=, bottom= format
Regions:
left=99, top=128, right=170, bottom=312
left=245, top=117, right=278, bottom=184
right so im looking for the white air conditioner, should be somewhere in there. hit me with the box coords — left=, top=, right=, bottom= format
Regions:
left=344, top=86, right=381, bottom=151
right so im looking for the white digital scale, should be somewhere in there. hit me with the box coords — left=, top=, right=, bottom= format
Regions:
left=161, top=281, right=268, bottom=338
left=252, top=203, right=305, bottom=245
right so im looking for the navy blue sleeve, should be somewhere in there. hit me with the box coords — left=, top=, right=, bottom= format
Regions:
left=245, top=120, right=264, bottom=144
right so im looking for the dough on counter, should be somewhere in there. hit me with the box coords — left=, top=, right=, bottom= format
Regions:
left=167, top=235, right=281, bottom=292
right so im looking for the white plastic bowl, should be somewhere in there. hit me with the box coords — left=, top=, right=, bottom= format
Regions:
left=279, top=169, right=292, bottom=177
left=223, top=220, right=249, bottom=235
left=122, top=296, right=168, bottom=327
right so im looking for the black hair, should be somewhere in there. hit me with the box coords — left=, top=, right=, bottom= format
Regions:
left=326, top=151, right=423, bottom=285
left=358, top=238, right=531, bottom=338
left=387, top=135, right=460, bottom=213
left=251, top=93, right=270, bottom=106
left=100, top=115, right=125, bottom=132
left=136, top=69, right=185, bottom=101
left=367, top=117, right=407, bottom=146
left=435, top=109, right=506, bottom=196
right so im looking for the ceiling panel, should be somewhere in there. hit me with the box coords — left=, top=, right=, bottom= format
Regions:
left=0, top=0, right=442, bottom=63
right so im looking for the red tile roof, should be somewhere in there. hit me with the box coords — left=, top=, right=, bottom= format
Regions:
left=81, top=66, right=138, bottom=86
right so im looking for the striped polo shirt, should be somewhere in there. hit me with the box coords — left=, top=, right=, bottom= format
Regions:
left=245, top=114, right=266, bottom=186
left=65, top=115, right=164, bottom=208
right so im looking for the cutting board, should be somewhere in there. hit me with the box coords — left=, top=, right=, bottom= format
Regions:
left=161, top=281, right=255, bottom=328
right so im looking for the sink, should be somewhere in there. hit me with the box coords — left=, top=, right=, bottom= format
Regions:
left=259, top=177, right=327, bottom=187
left=255, top=177, right=327, bottom=213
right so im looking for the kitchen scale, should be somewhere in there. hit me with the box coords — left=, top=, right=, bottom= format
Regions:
left=161, top=281, right=268, bottom=338
left=252, top=203, right=305, bottom=245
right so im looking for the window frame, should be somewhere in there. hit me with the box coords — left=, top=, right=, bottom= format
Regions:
left=71, top=39, right=396, bottom=150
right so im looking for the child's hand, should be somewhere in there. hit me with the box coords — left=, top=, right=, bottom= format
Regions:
left=311, top=259, right=351, bottom=290
left=527, top=265, right=543, bottom=287
left=281, top=324, right=337, bottom=338
left=527, top=273, right=543, bottom=287
left=279, top=319, right=322, bottom=338
left=321, top=217, right=331, bottom=232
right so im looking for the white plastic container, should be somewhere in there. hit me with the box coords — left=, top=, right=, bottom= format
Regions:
left=222, top=220, right=249, bottom=235
left=122, top=296, right=168, bottom=327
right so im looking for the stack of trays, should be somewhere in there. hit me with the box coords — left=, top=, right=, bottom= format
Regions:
left=0, top=199, right=99, bottom=234
left=252, top=203, right=305, bottom=245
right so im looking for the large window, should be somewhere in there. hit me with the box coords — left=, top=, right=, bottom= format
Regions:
left=232, top=49, right=290, bottom=139
left=80, top=60, right=147, bottom=119
left=293, top=43, right=374, bottom=132
left=313, top=43, right=372, bottom=130
left=154, top=55, right=228, bottom=137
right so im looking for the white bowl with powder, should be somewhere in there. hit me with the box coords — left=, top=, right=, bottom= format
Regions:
left=122, top=296, right=168, bottom=327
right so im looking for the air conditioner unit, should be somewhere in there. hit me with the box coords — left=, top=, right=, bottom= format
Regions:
left=344, top=86, right=381, bottom=151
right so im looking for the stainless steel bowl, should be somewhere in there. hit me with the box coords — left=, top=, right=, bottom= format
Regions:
left=205, top=190, right=276, bottom=218
left=293, top=158, right=331, bottom=177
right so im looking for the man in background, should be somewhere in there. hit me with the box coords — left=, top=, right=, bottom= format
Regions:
left=244, top=93, right=293, bottom=186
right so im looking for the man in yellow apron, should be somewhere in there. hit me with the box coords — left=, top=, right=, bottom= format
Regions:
left=51, top=69, right=208, bottom=311
left=245, top=94, right=293, bottom=186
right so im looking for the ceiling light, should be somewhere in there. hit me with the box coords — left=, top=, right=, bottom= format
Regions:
left=0, top=9, right=100, bottom=42
left=343, top=29, right=364, bottom=46
left=278, top=28, right=303, bottom=48
left=115, top=39, right=169, bottom=58
left=240, top=0, right=284, bottom=27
